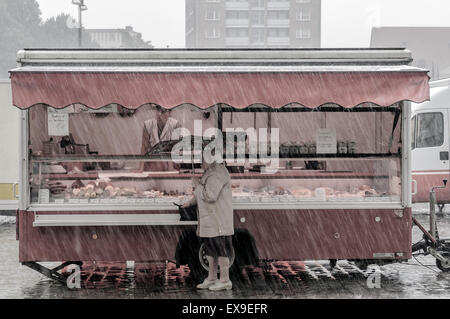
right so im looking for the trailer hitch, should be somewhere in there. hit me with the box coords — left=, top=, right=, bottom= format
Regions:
left=22, top=261, right=83, bottom=285
left=412, top=179, right=450, bottom=272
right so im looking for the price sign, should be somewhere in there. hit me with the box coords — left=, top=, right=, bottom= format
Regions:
left=48, top=108, right=69, bottom=136
left=316, top=128, right=337, bottom=154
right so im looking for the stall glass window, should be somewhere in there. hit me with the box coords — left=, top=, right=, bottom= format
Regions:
left=223, top=104, right=403, bottom=204
left=27, top=104, right=216, bottom=206
left=416, top=112, right=444, bottom=148
left=27, top=103, right=404, bottom=206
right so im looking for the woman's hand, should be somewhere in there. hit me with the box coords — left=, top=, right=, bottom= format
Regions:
left=181, top=202, right=190, bottom=209
left=181, top=196, right=195, bottom=208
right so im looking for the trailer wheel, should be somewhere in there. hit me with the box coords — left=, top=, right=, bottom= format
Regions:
left=175, top=229, right=258, bottom=281
left=436, top=258, right=450, bottom=272
left=198, top=241, right=248, bottom=280
left=195, top=229, right=259, bottom=280
left=199, top=242, right=236, bottom=270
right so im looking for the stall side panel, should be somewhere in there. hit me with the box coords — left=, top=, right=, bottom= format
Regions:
left=18, top=210, right=188, bottom=262
left=234, top=208, right=412, bottom=260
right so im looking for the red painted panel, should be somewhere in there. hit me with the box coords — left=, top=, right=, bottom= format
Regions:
left=18, top=208, right=412, bottom=262
left=412, top=173, right=450, bottom=203
left=234, top=208, right=412, bottom=260
left=18, top=211, right=188, bottom=262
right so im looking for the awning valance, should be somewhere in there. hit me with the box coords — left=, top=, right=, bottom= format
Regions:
left=10, top=69, right=429, bottom=110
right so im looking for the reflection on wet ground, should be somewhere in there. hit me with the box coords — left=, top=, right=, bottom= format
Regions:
left=1, top=207, right=450, bottom=299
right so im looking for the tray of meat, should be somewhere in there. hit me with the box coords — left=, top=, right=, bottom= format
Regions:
left=48, top=181, right=67, bottom=196
left=289, top=188, right=313, bottom=198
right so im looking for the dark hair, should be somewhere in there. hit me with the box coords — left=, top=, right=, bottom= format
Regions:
left=155, top=105, right=170, bottom=113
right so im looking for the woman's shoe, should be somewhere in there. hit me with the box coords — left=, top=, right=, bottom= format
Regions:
left=196, top=279, right=218, bottom=289
left=209, top=280, right=233, bottom=291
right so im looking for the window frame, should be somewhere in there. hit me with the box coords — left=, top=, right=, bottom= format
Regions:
left=415, top=112, right=445, bottom=149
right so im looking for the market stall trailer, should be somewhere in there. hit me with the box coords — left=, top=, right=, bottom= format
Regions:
left=9, top=48, right=429, bottom=280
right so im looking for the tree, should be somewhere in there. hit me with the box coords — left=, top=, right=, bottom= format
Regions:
left=0, top=1, right=98, bottom=78
left=40, top=13, right=98, bottom=48
left=0, top=0, right=150, bottom=78
left=0, top=0, right=43, bottom=77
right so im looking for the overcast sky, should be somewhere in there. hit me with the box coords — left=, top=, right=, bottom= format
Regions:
left=36, top=0, right=450, bottom=48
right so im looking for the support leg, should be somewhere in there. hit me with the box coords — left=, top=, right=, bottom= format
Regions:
left=438, top=204, right=445, bottom=217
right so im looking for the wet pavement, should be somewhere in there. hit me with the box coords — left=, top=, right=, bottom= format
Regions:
left=1, top=205, right=450, bottom=299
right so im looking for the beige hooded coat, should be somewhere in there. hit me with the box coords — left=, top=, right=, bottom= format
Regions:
left=189, top=163, right=234, bottom=238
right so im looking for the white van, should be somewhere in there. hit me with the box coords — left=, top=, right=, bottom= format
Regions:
left=0, top=80, right=20, bottom=213
left=412, top=78, right=450, bottom=210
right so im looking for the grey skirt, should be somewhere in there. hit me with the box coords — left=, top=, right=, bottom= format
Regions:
left=202, top=236, right=233, bottom=258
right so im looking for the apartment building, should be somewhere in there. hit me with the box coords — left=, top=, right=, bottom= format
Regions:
left=186, top=0, right=321, bottom=48
left=86, top=26, right=153, bottom=48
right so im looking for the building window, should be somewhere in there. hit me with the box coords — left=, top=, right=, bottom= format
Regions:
left=296, top=28, right=311, bottom=39
left=226, top=11, right=249, bottom=19
left=226, top=28, right=249, bottom=37
left=206, top=10, right=220, bottom=20
left=250, top=0, right=265, bottom=8
left=267, top=28, right=289, bottom=37
left=267, top=11, right=289, bottom=19
left=296, top=10, right=311, bottom=21
left=250, top=29, right=265, bottom=43
left=205, top=28, right=221, bottom=38
left=250, top=11, right=265, bottom=24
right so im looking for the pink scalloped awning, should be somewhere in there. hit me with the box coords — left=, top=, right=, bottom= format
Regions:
left=10, top=71, right=430, bottom=109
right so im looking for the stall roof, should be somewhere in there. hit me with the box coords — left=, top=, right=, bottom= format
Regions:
left=9, top=48, right=430, bottom=109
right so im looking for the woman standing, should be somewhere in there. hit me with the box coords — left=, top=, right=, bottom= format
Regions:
left=182, top=157, right=234, bottom=291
